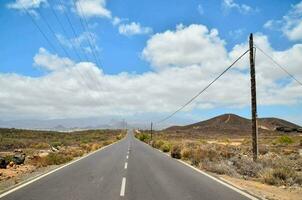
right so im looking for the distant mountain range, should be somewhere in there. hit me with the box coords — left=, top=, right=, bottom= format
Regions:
left=165, top=114, right=302, bottom=135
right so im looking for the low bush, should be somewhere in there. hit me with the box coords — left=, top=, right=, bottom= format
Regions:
left=152, top=140, right=164, bottom=149
left=45, top=153, right=73, bottom=165
left=260, top=167, right=297, bottom=186
left=233, top=157, right=263, bottom=177
left=203, top=161, right=237, bottom=176
left=181, top=147, right=194, bottom=160
left=171, top=145, right=182, bottom=159
left=161, top=143, right=171, bottom=152
left=138, top=133, right=150, bottom=143
left=277, top=135, right=293, bottom=145
left=30, top=142, right=50, bottom=149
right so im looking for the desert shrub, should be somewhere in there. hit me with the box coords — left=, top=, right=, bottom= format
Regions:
left=233, top=157, right=263, bottom=177
left=261, top=168, right=281, bottom=185
left=161, top=143, right=171, bottom=152
left=181, top=147, right=194, bottom=160
left=258, top=145, right=269, bottom=155
left=91, top=143, right=102, bottom=151
left=30, top=142, right=50, bottom=149
left=116, top=134, right=123, bottom=140
left=190, top=148, right=202, bottom=166
left=103, top=141, right=112, bottom=146
left=68, top=149, right=84, bottom=157
left=152, top=140, right=164, bottom=149
left=199, top=146, right=220, bottom=162
left=138, top=133, right=150, bottom=143
left=45, top=153, right=73, bottom=165
left=219, top=146, right=236, bottom=159
left=171, top=145, right=182, bottom=159
left=261, top=167, right=297, bottom=186
left=277, top=135, right=293, bottom=145
left=203, top=161, right=237, bottom=176
left=50, top=141, right=62, bottom=148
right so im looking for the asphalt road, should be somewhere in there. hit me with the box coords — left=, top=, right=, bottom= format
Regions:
left=0, top=130, right=256, bottom=200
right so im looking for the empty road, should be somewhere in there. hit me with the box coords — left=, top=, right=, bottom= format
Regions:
left=0, top=131, right=256, bottom=200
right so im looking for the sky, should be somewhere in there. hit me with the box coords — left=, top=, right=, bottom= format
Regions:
left=0, top=0, right=302, bottom=128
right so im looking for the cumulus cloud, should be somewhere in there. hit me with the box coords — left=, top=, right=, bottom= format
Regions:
left=264, top=1, right=302, bottom=41
left=0, top=24, right=301, bottom=123
left=7, top=0, right=47, bottom=10
left=33, top=48, right=74, bottom=71
left=222, top=0, right=255, bottom=14
left=142, top=24, right=227, bottom=70
left=118, top=22, right=152, bottom=36
left=75, top=0, right=111, bottom=19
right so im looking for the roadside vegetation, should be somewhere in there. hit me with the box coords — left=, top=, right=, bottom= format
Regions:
left=0, top=128, right=125, bottom=188
left=135, top=131, right=302, bottom=188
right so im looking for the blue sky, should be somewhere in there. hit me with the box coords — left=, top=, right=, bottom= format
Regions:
left=0, top=0, right=301, bottom=127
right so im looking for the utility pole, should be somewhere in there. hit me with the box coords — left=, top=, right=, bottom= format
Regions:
left=150, top=122, right=153, bottom=141
left=249, top=33, right=258, bottom=161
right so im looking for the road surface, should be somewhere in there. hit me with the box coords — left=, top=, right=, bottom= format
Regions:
left=0, top=130, right=255, bottom=200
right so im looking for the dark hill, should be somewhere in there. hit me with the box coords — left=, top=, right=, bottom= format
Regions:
left=165, top=114, right=301, bottom=135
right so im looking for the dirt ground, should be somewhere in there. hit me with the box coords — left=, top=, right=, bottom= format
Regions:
left=220, top=175, right=302, bottom=200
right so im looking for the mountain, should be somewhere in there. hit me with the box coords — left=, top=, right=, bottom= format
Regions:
left=165, top=114, right=301, bottom=135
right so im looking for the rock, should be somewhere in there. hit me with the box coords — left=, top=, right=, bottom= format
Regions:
left=9, top=161, right=14, bottom=167
left=298, top=149, right=302, bottom=156
left=14, top=149, right=23, bottom=153
left=51, top=146, right=59, bottom=152
left=12, top=154, right=25, bottom=165
left=0, top=157, right=9, bottom=169
left=38, top=152, right=49, bottom=158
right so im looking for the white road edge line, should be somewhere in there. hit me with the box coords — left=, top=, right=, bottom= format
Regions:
left=176, top=159, right=258, bottom=200
left=136, top=138, right=259, bottom=200
left=126, top=155, right=129, bottom=159
left=124, top=162, right=128, bottom=169
left=120, top=177, right=126, bottom=197
left=0, top=138, right=124, bottom=199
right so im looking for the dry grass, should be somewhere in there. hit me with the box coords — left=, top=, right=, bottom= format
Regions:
left=135, top=131, right=302, bottom=187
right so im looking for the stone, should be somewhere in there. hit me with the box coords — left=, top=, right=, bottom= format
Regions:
left=12, top=154, right=25, bottom=165
left=0, top=157, right=8, bottom=169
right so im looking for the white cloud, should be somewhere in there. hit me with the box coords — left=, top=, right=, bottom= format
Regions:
left=112, top=17, right=122, bottom=26
left=222, top=0, right=255, bottom=14
left=0, top=24, right=301, bottom=123
left=142, top=24, right=227, bottom=70
left=118, top=22, right=152, bottom=36
left=75, top=0, right=111, bottom=19
left=7, top=0, right=47, bottom=10
left=264, top=1, right=302, bottom=41
left=34, top=48, right=74, bottom=71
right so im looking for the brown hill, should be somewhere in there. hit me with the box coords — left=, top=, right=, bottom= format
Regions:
left=165, top=114, right=301, bottom=135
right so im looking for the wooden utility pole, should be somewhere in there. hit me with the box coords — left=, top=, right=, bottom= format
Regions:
left=249, top=33, right=258, bottom=161
left=150, top=122, right=153, bottom=141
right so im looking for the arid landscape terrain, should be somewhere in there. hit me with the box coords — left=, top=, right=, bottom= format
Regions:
left=0, top=128, right=125, bottom=192
left=136, top=114, right=302, bottom=200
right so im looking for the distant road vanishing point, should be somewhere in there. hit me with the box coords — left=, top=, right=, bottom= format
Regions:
left=0, top=130, right=257, bottom=200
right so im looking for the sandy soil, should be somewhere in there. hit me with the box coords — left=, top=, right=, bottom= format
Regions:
left=219, top=175, right=302, bottom=200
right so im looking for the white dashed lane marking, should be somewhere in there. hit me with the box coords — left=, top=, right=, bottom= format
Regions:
left=120, top=177, right=126, bottom=197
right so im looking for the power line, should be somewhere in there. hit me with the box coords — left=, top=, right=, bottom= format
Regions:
left=156, top=49, right=250, bottom=124
left=49, top=2, right=82, bottom=61
left=52, top=0, right=103, bottom=91
left=255, top=45, right=302, bottom=86
left=74, top=0, right=102, bottom=68
left=21, top=7, right=58, bottom=53
left=37, top=8, right=73, bottom=59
